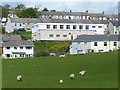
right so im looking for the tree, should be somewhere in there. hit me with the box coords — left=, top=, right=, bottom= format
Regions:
left=1, top=4, right=10, bottom=18
left=2, top=7, right=9, bottom=17
left=42, top=7, right=48, bottom=11
left=4, top=4, right=10, bottom=9
left=15, top=4, right=26, bottom=10
left=18, top=8, right=38, bottom=18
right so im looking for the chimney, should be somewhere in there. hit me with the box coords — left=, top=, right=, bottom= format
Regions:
left=86, top=10, right=88, bottom=13
left=102, top=11, right=104, bottom=14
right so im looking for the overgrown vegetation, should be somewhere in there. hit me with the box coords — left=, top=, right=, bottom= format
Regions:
left=19, top=31, right=32, bottom=40
left=34, top=41, right=70, bottom=57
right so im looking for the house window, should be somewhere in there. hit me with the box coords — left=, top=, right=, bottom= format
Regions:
left=6, top=54, right=10, bottom=57
left=49, top=34, right=53, bottom=37
left=20, top=47, right=23, bottom=49
left=78, top=42, right=80, bottom=44
left=99, top=50, right=103, bottom=52
left=66, top=25, right=70, bottom=29
left=53, top=25, right=57, bottom=29
left=79, top=25, right=83, bottom=29
left=98, top=26, right=102, bottom=28
left=56, top=35, right=60, bottom=37
left=26, top=47, right=32, bottom=49
left=73, top=25, right=77, bottom=29
left=94, top=42, right=97, bottom=46
left=84, top=42, right=87, bottom=44
left=6, top=47, right=10, bottom=49
left=104, top=42, right=107, bottom=46
left=63, top=35, right=67, bottom=37
left=92, top=26, right=96, bottom=28
left=60, top=25, right=64, bottom=29
left=77, top=50, right=83, bottom=54
left=46, top=25, right=50, bottom=29
left=14, top=47, right=17, bottom=49
left=86, top=25, right=89, bottom=29
left=114, top=42, right=117, bottom=46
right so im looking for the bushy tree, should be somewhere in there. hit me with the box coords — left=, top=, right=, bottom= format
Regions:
left=43, top=7, right=48, bottom=11
left=18, top=8, right=38, bottom=18
left=15, top=4, right=26, bottom=10
left=49, top=44, right=69, bottom=54
left=2, top=7, right=9, bottom=18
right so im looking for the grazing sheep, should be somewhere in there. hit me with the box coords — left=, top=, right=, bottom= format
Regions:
left=50, top=53, right=56, bottom=56
left=69, top=73, right=75, bottom=80
left=17, top=75, right=22, bottom=81
left=79, top=70, right=86, bottom=76
left=59, top=79, right=63, bottom=84
left=59, top=54, right=65, bottom=58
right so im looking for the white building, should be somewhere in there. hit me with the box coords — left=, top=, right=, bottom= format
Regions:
left=41, top=11, right=118, bottom=21
left=32, top=19, right=108, bottom=41
left=108, top=20, right=120, bottom=35
left=2, top=40, right=34, bottom=59
left=70, top=35, right=120, bottom=55
left=41, top=11, right=108, bottom=20
left=5, top=18, right=42, bottom=33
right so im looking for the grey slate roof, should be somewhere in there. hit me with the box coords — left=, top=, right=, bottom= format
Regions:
left=2, top=34, right=22, bottom=42
left=10, top=18, right=43, bottom=23
left=110, top=20, right=120, bottom=26
left=73, top=35, right=120, bottom=42
left=10, top=18, right=109, bottom=24
left=3, top=40, right=34, bottom=47
left=41, top=11, right=88, bottom=16
left=41, top=11, right=105, bottom=16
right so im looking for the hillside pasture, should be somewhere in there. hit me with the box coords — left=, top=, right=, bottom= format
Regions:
left=2, top=51, right=118, bottom=88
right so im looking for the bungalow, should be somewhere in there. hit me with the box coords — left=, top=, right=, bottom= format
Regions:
left=32, top=19, right=108, bottom=41
left=70, top=35, right=120, bottom=55
left=2, top=40, right=34, bottom=59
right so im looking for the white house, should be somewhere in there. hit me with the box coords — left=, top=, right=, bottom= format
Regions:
left=2, top=40, right=34, bottom=59
left=5, top=18, right=42, bottom=33
left=32, top=19, right=108, bottom=41
left=70, top=35, right=120, bottom=55
left=108, top=20, right=120, bottom=35
left=40, top=11, right=109, bottom=20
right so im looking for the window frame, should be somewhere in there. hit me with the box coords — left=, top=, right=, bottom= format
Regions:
left=94, top=42, right=97, bottom=46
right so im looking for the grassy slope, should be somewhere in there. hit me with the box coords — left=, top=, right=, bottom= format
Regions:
left=2, top=51, right=118, bottom=88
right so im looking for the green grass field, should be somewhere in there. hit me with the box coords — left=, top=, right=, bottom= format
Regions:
left=2, top=51, right=118, bottom=88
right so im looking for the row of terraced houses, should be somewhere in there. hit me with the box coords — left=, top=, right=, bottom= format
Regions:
left=1, top=11, right=120, bottom=58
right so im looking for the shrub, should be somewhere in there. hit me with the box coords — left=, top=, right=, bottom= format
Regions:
left=34, top=52, right=49, bottom=57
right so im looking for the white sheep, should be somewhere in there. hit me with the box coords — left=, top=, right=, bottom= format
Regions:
left=69, top=73, right=75, bottom=80
left=59, top=79, right=63, bottom=84
left=59, top=54, right=65, bottom=58
left=79, top=70, right=86, bottom=76
left=50, top=53, right=56, bottom=56
left=17, top=75, right=22, bottom=81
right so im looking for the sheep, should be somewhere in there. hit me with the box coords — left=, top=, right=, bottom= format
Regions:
left=50, top=53, right=56, bottom=56
left=59, top=79, right=63, bottom=84
left=79, top=70, right=86, bottom=76
left=59, top=54, right=65, bottom=58
left=17, top=74, right=22, bottom=81
left=69, top=73, right=75, bottom=80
